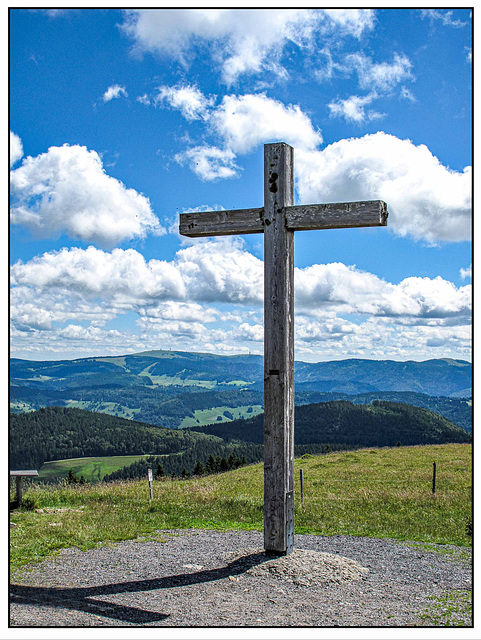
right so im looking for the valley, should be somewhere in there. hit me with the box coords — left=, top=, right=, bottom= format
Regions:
left=9, top=350, right=472, bottom=484
left=10, top=351, right=472, bottom=432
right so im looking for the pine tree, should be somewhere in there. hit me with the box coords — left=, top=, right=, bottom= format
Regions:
left=66, top=469, right=78, bottom=484
left=193, top=461, right=205, bottom=476
left=206, top=455, right=215, bottom=473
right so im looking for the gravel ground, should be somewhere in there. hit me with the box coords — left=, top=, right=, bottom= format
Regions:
left=9, top=529, right=472, bottom=627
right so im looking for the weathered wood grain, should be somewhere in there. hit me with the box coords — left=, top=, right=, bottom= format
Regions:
left=179, top=208, right=264, bottom=237
left=285, top=200, right=388, bottom=231
left=263, top=142, right=295, bottom=555
left=179, top=200, right=387, bottom=237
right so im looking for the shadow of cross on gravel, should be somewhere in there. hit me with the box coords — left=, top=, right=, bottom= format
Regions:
left=10, top=551, right=271, bottom=624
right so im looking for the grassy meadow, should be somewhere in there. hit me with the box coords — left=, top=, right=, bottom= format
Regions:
left=178, top=404, right=264, bottom=428
left=10, top=443, right=472, bottom=572
left=38, top=454, right=157, bottom=483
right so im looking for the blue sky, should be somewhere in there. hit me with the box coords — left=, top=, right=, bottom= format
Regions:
left=9, top=7, right=472, bottom=362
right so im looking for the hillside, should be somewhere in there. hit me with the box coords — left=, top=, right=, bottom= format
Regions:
left=191, top=400, right=471, bottom=449
left=293, top=358, right=472, bottom=397
left=11, top=351, right=472, bottom=397
left=10, top=444, right=473, bottom=574
left=10, top=399, right=470, bottom=484
left=9, top=407, right=262, bottom=473
left=10, top=352, right=472, bottom=438
left=10, top=384, right=472, bottom=433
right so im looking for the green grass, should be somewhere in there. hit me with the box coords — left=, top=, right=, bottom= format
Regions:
left=64, top=399, right=141, bottom=420
left=140, top=373, right=218, bottom=388
left=10, top=444, right=471, bottom=573
left=178, top=404, right=264, bottom=428
left=10, top=401, right=35, bottom=413
left=38, top=454, right=156, bottom=483
left=417, top=591, right=472, bottom=626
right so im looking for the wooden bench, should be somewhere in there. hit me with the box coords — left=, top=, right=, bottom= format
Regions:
left=10, top=470, right=39, bottom=508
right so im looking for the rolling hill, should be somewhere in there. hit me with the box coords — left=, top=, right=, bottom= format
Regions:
left=10, top=351, right=472, bottom=433
left=10, top=400, right=470, bottom=482
left=190, top=400, right=471, bottom=449
left=9, top=406, right=262, bottom=474
left=11, top=351, right=472, bottom=396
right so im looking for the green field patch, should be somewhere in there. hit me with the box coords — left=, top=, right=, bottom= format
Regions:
left=64, top=400, right=140, bottom=420
left=142, top=374, right=217, bottom=388
left=179, top=404, right=264, bottom=428
left=92, top=357, right=127, bottom=368
left=39, top=455, right=155, bottom=483
left=10, top=401, right=35, bottom=413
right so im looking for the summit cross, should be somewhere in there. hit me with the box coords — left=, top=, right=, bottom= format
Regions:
left=180, top=142, right=388, bottom=555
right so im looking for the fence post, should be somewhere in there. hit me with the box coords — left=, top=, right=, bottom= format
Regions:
left=16, top=476, right=23, bottom=507
left=432, top=462, right=436, bottom=495
left=300, top=468, right=304, bottom=504
left=148, top=468, right=153, bottom=501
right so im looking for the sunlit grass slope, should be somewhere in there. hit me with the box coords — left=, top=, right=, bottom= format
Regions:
left=10, top=444, right=471, bottom=572
left=38, top=455, right=155, bottom=482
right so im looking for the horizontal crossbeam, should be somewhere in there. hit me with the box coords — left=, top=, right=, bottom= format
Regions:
left=179, top=200, right=388, bottom=237
left=180, top=207, right=264, bottom=237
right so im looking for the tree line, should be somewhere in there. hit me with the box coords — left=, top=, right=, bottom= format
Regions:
left=10, top=401, right=470, bottom=478
left=191, top=400, right=471, bottom=448
left=103, top=451, right=250, bottom=482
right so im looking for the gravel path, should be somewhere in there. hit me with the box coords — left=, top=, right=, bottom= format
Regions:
left=10, top=529, right=472, bottom=627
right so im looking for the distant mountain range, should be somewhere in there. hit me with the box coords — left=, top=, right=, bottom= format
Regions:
left=10, top=351, right=472, bottom=435
left=11, top=350, right=472, bottom=397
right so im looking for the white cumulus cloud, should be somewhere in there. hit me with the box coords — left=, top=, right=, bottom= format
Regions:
left=322, top=9, right=376, bottom=38
left=237, top=322, right=264, bottom=342
left=328, top=93, right=384, bottom=123
left=295, top=263, right=471, bottom=320
left=102, top=84, right=128, bottom=102
left=460, top=265, right=472, bottom=280
left=10, top=241, right=471, bottom=361
left=176, top=146, right=239, bottom=181
left=155, top=84, right=214, bottom=120
left=210, top=93, right=323, bottom=154
left=345, top=52, right=414, bottom=93
left=10, top=131, right=23, bottom=167
left=11, top=242, right=471, bottom=329
left=155, top=86, right=470, bottom=244
left=295, top=132, right=471, bottom=243
left=10, top=144, right=164, bottom=246
left=170, top=91, right=322, bottom=180
left=121, top=8, right=375, bottom=84
left=175, top=239, right=264, bottom=304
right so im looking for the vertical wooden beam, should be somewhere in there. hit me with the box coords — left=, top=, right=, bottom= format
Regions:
left=16, top=476, right=23, bottom=506
left=263, top=142, right=295, bottom=555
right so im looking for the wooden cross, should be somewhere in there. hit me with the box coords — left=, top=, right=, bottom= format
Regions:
left=180, top=142, right=388, bottom=555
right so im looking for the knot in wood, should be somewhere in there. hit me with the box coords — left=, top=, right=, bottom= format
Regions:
left=269, top=172, right=278, bottom=193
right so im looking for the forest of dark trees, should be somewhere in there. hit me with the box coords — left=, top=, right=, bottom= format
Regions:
left=191, top=400, right=471, bottom=449
left=9, top=406, right=229, bottom=470
left=9, top=406, right=266, bottom=477
left=10, top=399, right=470, bottom=483
left=10, top=384, right=472, bottom=433
left=103, top=450, right=252, bottom=482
